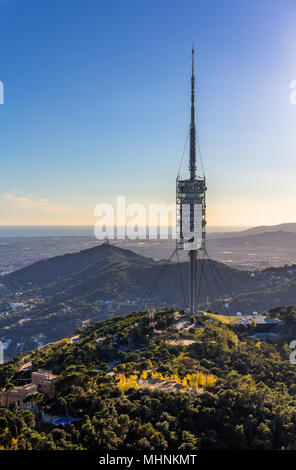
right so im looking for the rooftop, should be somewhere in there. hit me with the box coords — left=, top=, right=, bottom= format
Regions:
left=32, top=370, right=59, bottom=380
left=235, top=315, right=282, bottom=326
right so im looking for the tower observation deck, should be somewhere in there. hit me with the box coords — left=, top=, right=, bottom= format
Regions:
left=176, top=46, right=207, bottom=315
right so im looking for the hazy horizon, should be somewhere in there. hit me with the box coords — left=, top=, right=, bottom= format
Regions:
left=0, top=223, right=294, bottom=238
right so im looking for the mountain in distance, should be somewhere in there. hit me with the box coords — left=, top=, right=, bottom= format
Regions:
left=206, top=226, right=296, bottom=269
left=207, top=230, right=296, bottom=249
left=2, top=243, right=250, bottom=305
left=1, top=223, right=296, bottom=277
left=3, top=243, right=296, bottom=312
left=3, top=242, right=155, bottom=288
left=208, top=223, right=296, bottom=239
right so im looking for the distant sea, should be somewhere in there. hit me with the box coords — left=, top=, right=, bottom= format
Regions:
left=0, top=225, right=249, bottom=238
left=0, top=226, right=95, bottom=237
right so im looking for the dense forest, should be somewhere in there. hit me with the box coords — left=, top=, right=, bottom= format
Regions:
left=1, top=306, right=296, bottom=450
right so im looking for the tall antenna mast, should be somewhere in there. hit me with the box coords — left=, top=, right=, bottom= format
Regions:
left=189, top=44, right=197, bottom=314
left=190, top=44, right=197, bottom=180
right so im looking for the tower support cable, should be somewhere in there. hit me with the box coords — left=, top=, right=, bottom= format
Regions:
left=205, top=249, right=243, bottom=315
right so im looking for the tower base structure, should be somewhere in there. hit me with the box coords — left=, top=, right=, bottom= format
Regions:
left=189, top=250, right=197, bottom=315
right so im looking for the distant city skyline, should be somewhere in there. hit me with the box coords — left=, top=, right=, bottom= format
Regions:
left=0, top=0, right=295, bottom=227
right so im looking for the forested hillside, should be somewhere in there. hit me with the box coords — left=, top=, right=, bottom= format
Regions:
left=1, top=306, right=296, bottom=450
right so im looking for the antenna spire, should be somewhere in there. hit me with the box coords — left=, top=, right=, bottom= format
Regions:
left=189, top=44, right=197, bottom=179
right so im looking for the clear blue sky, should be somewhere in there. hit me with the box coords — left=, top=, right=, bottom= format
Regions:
left=0, top=0, right=295, bottom=226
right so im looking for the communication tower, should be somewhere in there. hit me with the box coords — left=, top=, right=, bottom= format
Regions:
left=176, top=46, right=207, bottom=314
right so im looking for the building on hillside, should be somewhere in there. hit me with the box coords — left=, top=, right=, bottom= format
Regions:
left=0, top=383, right=37, bottom=409
left=234, top=315, right=283, bottom=332
left=31, top=370, right=59, bottom=397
